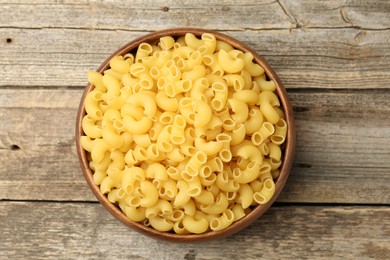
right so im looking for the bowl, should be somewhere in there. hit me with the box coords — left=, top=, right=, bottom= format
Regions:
left=75, top=28, right=295, bottom=242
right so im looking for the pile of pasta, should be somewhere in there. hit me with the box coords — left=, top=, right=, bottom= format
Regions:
left=81, top=33, right=287, bottom=234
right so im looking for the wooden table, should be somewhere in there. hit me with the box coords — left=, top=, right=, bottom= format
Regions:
left=1, top=0, right=389, bottom=259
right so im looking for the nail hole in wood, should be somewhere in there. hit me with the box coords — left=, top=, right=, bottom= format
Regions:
left=296, top=163, right=312, bottom=168
left=293, top=106, right=310, bottom=113
left=162, top=6, right=169, bottom=12
left=6, top=38, right=12, bottom=43
left=10, top=144, right=20, bottom=150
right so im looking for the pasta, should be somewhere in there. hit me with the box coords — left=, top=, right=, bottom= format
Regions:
left=82, top=32, right=287, bottom=234
left=210, top=209, right=234, bottom=231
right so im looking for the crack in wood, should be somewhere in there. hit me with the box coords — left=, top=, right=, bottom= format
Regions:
left=340, top=7, right=353, bottom=26
left=293, top=107, right=309, bottom=113
left=1, top=25, right=390, bottom=32
left=0, top=145, right=20, bottom=150
left=276, top=0, right=301, bottom=29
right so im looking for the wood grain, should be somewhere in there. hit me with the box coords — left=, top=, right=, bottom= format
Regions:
left=1, top=0, right=389, bottom=257
left=0, top=28, right=390, bottom=89
left=0, top=0, right=298, bottom=30
left=1, top=28, right=390, bottom=89
left=1, top=0, right=389, bottom=30
left=1, top=89, right=389, bottom=203
left=1, top=202, right=389, bottom=259
left=278, top=0, right=390, bottom=29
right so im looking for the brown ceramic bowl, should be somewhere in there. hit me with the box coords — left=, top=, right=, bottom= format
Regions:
left=76, top=28, right=295, bottom=242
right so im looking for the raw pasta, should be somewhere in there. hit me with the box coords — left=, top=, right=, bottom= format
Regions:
left=82, top=33, right=287, bottom=234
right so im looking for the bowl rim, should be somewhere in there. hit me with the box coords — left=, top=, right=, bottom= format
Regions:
left=75, top=27, right=296, bottom=242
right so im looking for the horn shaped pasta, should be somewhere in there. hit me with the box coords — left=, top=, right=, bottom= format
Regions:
left=82, top=32, right=287, bottom=234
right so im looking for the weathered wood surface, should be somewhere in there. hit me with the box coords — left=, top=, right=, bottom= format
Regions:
left=1, top=0, right=389, bottom=30
left=1, top=0, right=390, bottom=89
left=1, top=28, right=390, bottom=89
left=1, top=0, right=390, bottom=258
left=1, top=89, right=389, bottom=203
left=1, top=202, right=389, bottom=259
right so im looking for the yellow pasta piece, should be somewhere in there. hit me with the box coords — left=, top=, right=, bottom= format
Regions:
left=199, top=193, right=229, bottom=215
left=145, top=199, right=173, bottom=218
left=236, top=184, right=254, bottom=209
left=254, top=74, right=276, bottom=92
left=253, top=179, right=276, bottom=204
left=216, top=171, right=240, bottom=192
left=182, top=215, right=208, bottom=234
left=84, top=90, right=103, bottom=120
left=82, top=115, right=102, bottom=139
left=243, top=52, right=264, bottom=77
left=174, top=180, right=191, bottom=207
left=218, top=49, right=245, bottom=74
left=210, top=209, right=234, bottom=231
left=149, top=216, right=173, bottom=232
left=228, top=98, right=249, bottom=124
left=271, top=119, right=287, bottom=145
left=123, top=206, right=146, bottom=222
left=88, top=70, right=106, bottom=92
left=159, top=36, right=175, bottom=50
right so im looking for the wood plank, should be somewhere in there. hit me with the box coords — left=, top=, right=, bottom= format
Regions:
left=1, top=89, right=389, bottom=203
left=0, top=0, right=292, bottom=30
left=0, top=89, right=95, bottom=201
left=278, top=0, right=390, bottom=29
left=1, top=28, right=390, bottom=89
left=1, top=202, right=389, bottom=259
left=1, top=0, right=389, bottom=30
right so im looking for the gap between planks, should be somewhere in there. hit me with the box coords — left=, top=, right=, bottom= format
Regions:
left=1, top=199, right=390, bottom=208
